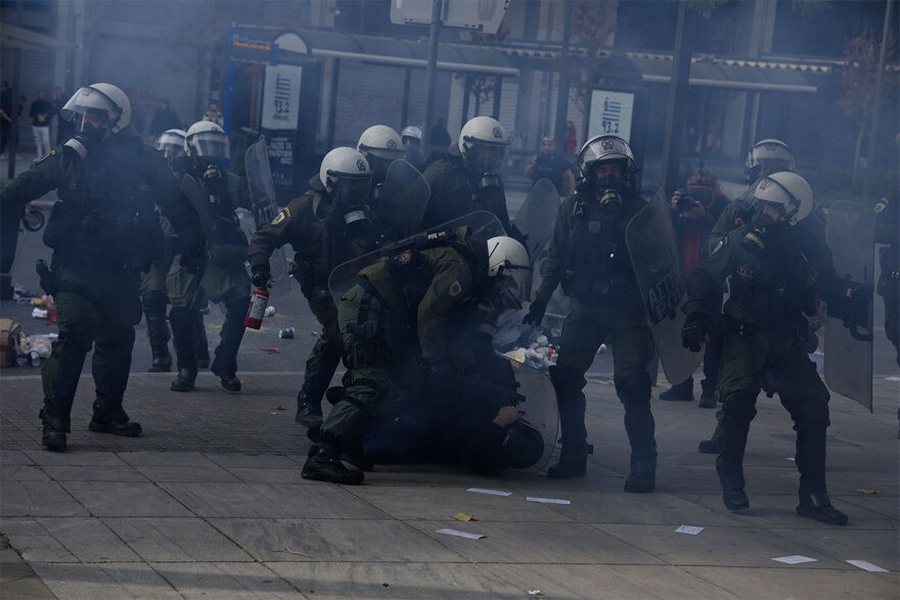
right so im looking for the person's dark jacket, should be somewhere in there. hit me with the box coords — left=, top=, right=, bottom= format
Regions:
left=150, top=107, right=181, bottom=137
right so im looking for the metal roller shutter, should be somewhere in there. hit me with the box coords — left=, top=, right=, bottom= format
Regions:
left=333, top=60, right=407, bottom=147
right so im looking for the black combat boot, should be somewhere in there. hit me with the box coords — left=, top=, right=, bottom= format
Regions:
left=211, top=364, right=242, bottom=392
left=210, top=297, right=247, bottom=393
left=302, top=443, right=364, bottom=485
left=698, top=379, right=717, bottom=409
left=624, top=407, right=657, bottom=493
left=658, top=377, right=694, bottom=402
left=547, top=444, right=590, bottom=479
left=171, top=367, right=197, bottom=392
left=547, top=366, right=589, bottom=479
left=794, top=427, right=848, bottom=525
left=296, top=390, right=323, bottom=428
left=698, top=410, right=725, bottom=454
left=88, top=401, right=142, bottom=437
left=39, top=410, right=68, bottom=452
left=146, top=314, right=172, bottom=373
left=716, top=455, right=749, bottom=511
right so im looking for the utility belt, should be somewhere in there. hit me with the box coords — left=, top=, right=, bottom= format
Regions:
left=35, top=258, right=103, bottom=310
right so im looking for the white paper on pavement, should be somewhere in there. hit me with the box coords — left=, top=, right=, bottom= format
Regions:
left=772, top=555, right=818, bottom=565
left=436, top=528, right=486, bottom=540
left=526, top=496, right=571, bottom=505
left=846, top=560, right=889, bottom=573
left=675, top=525, right=704, bottom=535
left=886, top=376, right=900, bottom=382
left=467, top=487, right=512, bottom=497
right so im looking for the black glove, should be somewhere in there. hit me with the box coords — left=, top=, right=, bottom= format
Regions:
left=251, top=265, right=271, bottom=289
left=180, top=246, right=206, bottom=274
left=523, top=296, right=549, bottom=326
left=681, top=312, right=710, bottom=352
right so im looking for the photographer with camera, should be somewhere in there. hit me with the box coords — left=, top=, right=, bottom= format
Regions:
left=659, top=168, right=729, bottom=407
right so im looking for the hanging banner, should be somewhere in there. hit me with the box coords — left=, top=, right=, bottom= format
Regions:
left=261, top=64, right=302, bottom=130
left=588, top=90, right=635, bottom=143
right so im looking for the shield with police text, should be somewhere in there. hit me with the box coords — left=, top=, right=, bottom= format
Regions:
left=378, top=159, right=431, bottom=236
left=328, top=210, right=506, bottom=304
left=625, top=187, right=703, bottom=384
left=245, top=137, right=290, bottom=297
left=514, top=178, right=561, bottom=301
left=506, top=354, right=559, bottom=473
left=824, top=200, right=875, bottom=411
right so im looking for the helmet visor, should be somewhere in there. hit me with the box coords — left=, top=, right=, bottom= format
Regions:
left=468, top=143, right=507, bottom=174
left=189, top=131, right=229, bottom=159
left=330, top=174, right=373, bottom=206
left=156, top=132, right=185, bottom=159
left=60, top=86, right=121, bottom=126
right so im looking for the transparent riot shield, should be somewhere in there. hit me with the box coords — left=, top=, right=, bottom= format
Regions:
left=825, top=200, right=875, bottom=411
left=378, top=159, right=430, bottom=236
left=625, top=187, right=703, bottom=384
left=514, top=178, right=561, bottom=264
left=506, top=354, right=559, bottom=473
left=328, top=210, right=506, bottom=304
left=245, top=137, right=290, bottom=298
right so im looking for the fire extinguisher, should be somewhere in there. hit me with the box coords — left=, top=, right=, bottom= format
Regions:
left=245, top=285, right=270, bottom=330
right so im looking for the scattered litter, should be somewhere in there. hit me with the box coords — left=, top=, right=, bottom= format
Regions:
left=886, top=376, right=900, bottom=382
left=772, top=555, right=817, bottom=565
left=846, top=560, right=888, bottom=573
left=526, top=496, right=571, bottom=505
left=260, top=346, right=280, bottom=354
left=436, top=528, right=485, bottom=540
left=310, top=330, right=320, bottom=337
left=501, top=334, right=558, bottom=372
left=21, top=334, right=54, bottom=358
left=528, top=591, right=543, bottom=597
left=467, top=487, right=512, bottom=497
left=855, top=488, right=879, bottom=496
left=279, top=327, right=295, bottom=339
left=453, top=512, right=477, bottom=522
left=264, top=305, right=277, bottom=317
left=786, top=457, right=795, bottom=462
left=675, top=525, right=704, bottom=536
left=31, top=308, right=48, bottom=319
left=271, top=547, right=313, bottom=557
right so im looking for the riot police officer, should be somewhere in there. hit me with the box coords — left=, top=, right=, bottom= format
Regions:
left=0, top=83, right=203, bottom=451
left=682, top=172, right=866, bottom=525
left=168, top=121, right=251, bottom=393
left=302, top=231, right=530, bottom=484
left=523, top=135, right=657, bottom=492
left=249, top=147, right=391, bottom=429
left=421, top=116, right=516, bottom=236
left=400, top=125, right=425, bottom=169
left=357, top=125, right=405, bottom=185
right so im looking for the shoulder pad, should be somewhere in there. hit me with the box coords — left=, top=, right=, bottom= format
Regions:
left=742, top=229, right=766, bottom=252
left=61, top=139, right=87, bottom=160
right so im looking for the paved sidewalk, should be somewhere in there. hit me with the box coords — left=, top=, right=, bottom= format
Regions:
left=1, top=371, right=898, bottom=599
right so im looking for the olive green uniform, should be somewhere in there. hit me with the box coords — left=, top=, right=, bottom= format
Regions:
left=168, top=168, right=251, bottom=380
left=533, top=190, right=656, bottom=477
left=320, top=229, right=486, bottom=449
left=684, top=222, right=849, bottom=502
left=138, top=215, right=177, bottom=371
left=421, top=147, right=514, bottom=234
left=248, top=189, right=391, bottom=410
left=0, top=127, right=202, bottom=436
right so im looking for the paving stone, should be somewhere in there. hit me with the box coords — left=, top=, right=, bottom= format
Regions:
left=116, top=451, right=221, bottom=468
left=23, top=450, right=131, bottom=468
left=161, top=482, right=388, bottom=519
left=210, top=518, right=465, bottom=563
left=346, top=485, right=575, bottom=522
left=0, top=450, right=34, bottom=466
left=36, top=517, right=141, bottom=563
left=0, top=481, right=89, bottom=517
left=132, top=465, right=241, bottom=483
left=0, top=575, right=57, bottom=600
left=542, top=491, right=738, bottom=526
left=411, top=520, right=661, bottom=565
left=1, top=546, right=34, bottom=584
left=592, top=523, right=847, bottom=568
left=225, top=467, right=310, bottom=484
left=1, top=518, right=78, bottom=563
left=839, top=494, right=900, bottom=522
left=0, top=464, right=51, bottom=482
left=103, top=517, right=253, bottom=562
left=40, top=465, right=147, bottom=483
left=266, top=561, right=525, bottom=599
left=149, top=562, right=301, bottom=599
left=483, top=563, right=739, bottom=599
left=771, top=527, right=900, bottom=571
left=684, top=566, right=899, bottom=599
left=30, top=562, right=182, bottom=599
left=58, top=481, right=192, bottom=517
left=205, top=453, right=299, bottom=469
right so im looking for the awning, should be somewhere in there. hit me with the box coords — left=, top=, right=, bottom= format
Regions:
left=233, top=26, right=519, bottom=77
left=631, top=55, right=823, bottom=93
left=2, top=24, right=71, bottom=51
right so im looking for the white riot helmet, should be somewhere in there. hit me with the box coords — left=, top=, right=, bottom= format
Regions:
left=401, top=125, right=423, bottom=145
left=486, top=236, right=531, bottom=293
left=184, top=121, right=229, bottom=160
left=745, top=139, right=796, bottom=182
left=458, top=116, right=509, bottom=174
left=357, top=125, right=404, bottom=180
left=578, top=135, right=636, bottom=185
left=60, top=83, right=131, bottom=134
left=319, top=146, right=373, bottom=200
left=752, top=171, right=812, bottom=226
left=156, top=129, right=186, bottom=160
